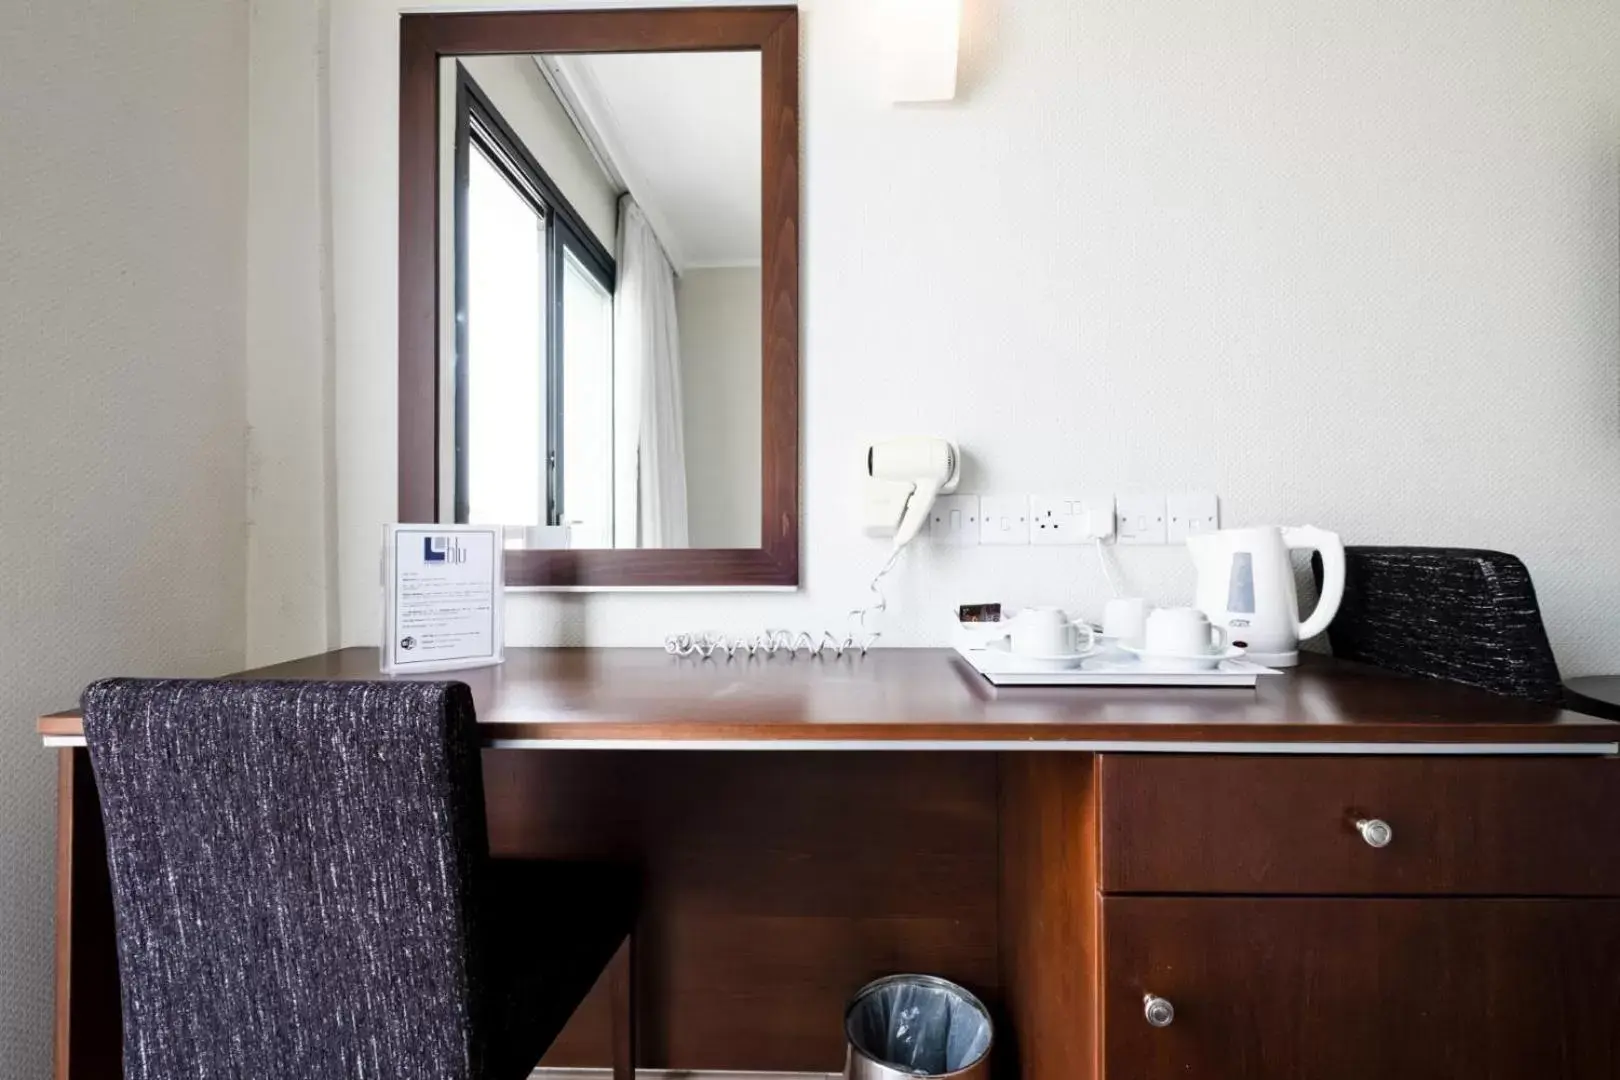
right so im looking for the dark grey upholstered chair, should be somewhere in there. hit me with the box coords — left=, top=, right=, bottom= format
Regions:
left=82, top=677, right=637, bottom=1080
left=1311, top=546, right=1563, bottom=704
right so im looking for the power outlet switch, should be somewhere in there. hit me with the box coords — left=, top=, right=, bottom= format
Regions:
left=928, top=494, right=981, bottom=546
left=1116, top=494, right=1168, bottom=545
left=979, top=495, right=1031, bottom=545
left=1166, top=492, right=1220, bottom=543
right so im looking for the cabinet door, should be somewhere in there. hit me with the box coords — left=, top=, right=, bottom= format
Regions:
left=1102, top=897, right=1620, bottom=1080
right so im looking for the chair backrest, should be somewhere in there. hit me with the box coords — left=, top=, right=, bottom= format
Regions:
left=83, top=678, right=494, bottom=1080
left=1313, top=546, right=1563, bottom=703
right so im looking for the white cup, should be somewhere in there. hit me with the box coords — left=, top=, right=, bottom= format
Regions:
left=1143, top=607, right=1228, bottom=656
left=1009, top=607, right=1096, bottom=658
left=1102, top=597, right=1153, bottom=649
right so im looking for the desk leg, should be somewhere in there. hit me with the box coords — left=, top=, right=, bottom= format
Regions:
left=55, top=747, right=122, bottom=1080
left=1000, top=753, right=1099, bottom=1080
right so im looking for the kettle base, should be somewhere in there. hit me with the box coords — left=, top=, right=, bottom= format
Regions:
left=1244, top=649, right=1299, bottom=667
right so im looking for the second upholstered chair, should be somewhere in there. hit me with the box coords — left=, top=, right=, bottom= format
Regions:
left=82, top=677, right=637, bottom=1080
left=1313, top=546, right=1563, bottom=704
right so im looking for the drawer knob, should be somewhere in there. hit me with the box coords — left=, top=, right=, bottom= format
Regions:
left=1356, top=818, right=1393, bottom=848
left=1143, top=994, right=1175, bottom=1028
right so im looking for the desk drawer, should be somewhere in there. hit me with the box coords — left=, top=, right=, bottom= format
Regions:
left=1100, top=896, right=1620, bottom=1080
left=1098, top=755, right=1620, bottom=895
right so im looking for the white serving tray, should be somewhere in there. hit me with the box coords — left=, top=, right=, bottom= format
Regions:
left=954, top=644, right=1281, bottom=688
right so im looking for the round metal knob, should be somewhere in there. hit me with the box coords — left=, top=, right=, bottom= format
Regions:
left=1356, top=818, right=1393, bottom=848
left=1143, top=994, right=1175, bottom=1028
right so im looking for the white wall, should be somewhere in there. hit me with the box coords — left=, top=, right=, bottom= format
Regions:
left=0, top=0, right=249, bottom=1071
left=319, top=0, right=1620, bottom=672
left=677, top=267, right=763, bottom=547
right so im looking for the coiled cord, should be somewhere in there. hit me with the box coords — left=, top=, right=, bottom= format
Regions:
left=665, top=546, right=905, bottom=660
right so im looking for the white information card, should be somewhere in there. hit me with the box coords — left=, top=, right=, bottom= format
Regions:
left=381, top=524, right=504, bottom=674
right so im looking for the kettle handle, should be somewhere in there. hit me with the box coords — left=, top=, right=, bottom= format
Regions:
left=1283, top=526, right=1345, bottom=643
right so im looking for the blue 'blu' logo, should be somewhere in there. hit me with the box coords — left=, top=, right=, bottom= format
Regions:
left=424, top=537, right=467, bottom=565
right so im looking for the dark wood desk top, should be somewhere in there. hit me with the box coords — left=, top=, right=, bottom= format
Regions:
left=36, top=647, right=1620, bottom=750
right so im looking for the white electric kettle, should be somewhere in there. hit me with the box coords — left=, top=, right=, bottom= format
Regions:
left=1187, top=525, right=1346, bottom=667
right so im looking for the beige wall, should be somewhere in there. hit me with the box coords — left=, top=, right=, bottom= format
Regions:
left=248, top=0, right=335, bottom=664
left=0, top=0, right=250, bottom=1071
left=677, top=267, right=763, bottom=548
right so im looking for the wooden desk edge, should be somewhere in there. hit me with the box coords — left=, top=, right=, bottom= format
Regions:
left=38, top=710, right=1620, bottom=753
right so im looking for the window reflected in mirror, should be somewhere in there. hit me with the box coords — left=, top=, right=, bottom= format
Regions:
left=440, top=51, right=763, bottom=551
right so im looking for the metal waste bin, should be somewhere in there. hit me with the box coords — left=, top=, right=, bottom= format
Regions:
left=844, top=975, right=992, bottom=1080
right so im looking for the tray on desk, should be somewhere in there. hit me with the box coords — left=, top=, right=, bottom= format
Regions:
left=954, top=644, right=1280, bottom=688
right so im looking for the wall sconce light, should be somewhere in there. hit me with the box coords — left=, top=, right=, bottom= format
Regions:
left=884, top=0, right=963, bottom=103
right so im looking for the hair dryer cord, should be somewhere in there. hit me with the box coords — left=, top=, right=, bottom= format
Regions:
left=665, top=545, right=907, bottom=660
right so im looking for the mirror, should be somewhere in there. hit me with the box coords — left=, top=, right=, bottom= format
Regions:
left=442, top=50, right=762, bottom=551
left=400, top=9, right=799, bottom=588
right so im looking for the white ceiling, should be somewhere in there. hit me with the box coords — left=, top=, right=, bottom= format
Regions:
left=545, top=52, right=762, bottom=272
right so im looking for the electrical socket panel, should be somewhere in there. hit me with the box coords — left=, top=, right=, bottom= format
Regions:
left=928, top=494, right=980, bottom=546
left=979, top=495, right=1031, bottom=545
left=1166, top=492, right=1220, bottom=543
left=1029, top=495, right=1114, bottom=545
left=1116, top=494, right=1168, bottom=545
left=907, top=491, right=1209, bottom=547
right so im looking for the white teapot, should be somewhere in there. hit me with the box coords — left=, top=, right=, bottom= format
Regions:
left=1186, top=526, right=1345, bottom=667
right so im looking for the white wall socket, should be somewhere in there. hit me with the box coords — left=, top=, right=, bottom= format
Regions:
left=1166, top=492, right=1220, bottom=543
left=979, top=495, right=1031, bottom=545
left=928, top=494, right=981, bottom=545
left=1116, top=494, right=1168, bottom=545
left=1030, top=495, right=1114, bottom=545
left=913, top=491, right=1208, bottom=547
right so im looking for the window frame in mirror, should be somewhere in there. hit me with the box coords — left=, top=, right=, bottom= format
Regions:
left=452, top=63, right=617, bottom=530
left=399, top=7, right=800, bottom=587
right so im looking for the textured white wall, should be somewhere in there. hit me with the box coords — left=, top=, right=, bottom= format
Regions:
left=321, top=0, right=1620, bottom=672
left=677, top=266, right=763, bottom=547
left=0, top=0, right=249, bottom=1071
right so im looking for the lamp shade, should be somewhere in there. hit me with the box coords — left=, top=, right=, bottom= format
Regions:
left=883, top=0, right=963, bottom=103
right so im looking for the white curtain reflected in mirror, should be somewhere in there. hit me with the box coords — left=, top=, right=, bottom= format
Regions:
left=441, top=50, right=762, bottom=550
left=616, top=198, right=687, bottom=548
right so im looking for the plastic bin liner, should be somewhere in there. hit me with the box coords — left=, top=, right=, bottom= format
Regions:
left=844, top=976, right=992, bottom=1077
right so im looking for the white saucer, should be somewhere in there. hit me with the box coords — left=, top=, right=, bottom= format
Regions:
left=1119, top=643, right=1247, bottom=671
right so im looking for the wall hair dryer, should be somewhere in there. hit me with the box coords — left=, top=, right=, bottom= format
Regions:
left=864, top=437, right=961, bottom=549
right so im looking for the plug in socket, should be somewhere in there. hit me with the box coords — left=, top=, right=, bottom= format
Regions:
left=1030, top=495, right=1114, bottom=545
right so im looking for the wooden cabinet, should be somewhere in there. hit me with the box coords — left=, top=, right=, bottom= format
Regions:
left=1099, top=755, right=1620, bottom=895
left=1100, top=897, right=1620, bottom=1080
left=997, top=754, right=1620, bottom=1080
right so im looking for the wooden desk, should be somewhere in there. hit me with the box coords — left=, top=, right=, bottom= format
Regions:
left=42, top=649, right=1620, bottom=1080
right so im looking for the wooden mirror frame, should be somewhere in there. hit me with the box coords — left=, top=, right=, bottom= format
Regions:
left=399, top=7, right=800, bottom=588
